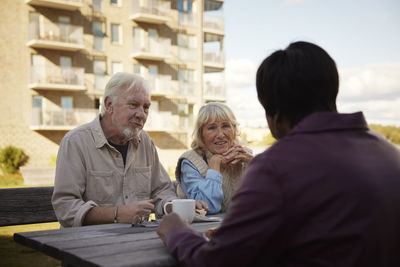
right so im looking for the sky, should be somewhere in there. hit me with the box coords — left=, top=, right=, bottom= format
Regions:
left=222, top=0, right=400, bottom=127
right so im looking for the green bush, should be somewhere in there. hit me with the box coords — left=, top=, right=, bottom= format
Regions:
left=369, top=124, right=400, bottom=145
left=0, top=146, right=29, bottom=174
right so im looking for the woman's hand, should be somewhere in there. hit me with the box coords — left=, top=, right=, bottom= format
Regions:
left=223, top=145, right=253, bottom=165
left=208, top=154, right=227, bottom=172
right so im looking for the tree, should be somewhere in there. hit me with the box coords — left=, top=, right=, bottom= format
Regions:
left=0, top=146, right=29, bottom=174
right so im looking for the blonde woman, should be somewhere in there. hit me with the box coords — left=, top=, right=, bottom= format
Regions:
left=175, top=102, right=253, bottom=214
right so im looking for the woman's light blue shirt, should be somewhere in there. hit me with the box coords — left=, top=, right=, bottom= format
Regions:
left=180, top=159, right=224, bottom=214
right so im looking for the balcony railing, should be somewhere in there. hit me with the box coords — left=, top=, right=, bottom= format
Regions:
left=179, top=81, right=196, bottom=97
left=31, top=107, right=98, bottom=130
left=203, top=14, right=224, bottom=35
left=27, top=21, right=84, bottom=51
left=29, top=66, right=85, bottom=91
left=178, top=47, right=197, bottom=62
left=203, top=82, right=226, bottom=101
left=25, top=0, right=83, bottom=11
left=94, top=74, right=108, bottom=91
left=130, top=0, right=171, bottom=24
left=179, top=12, right=196, bottom=27
left=148, top=75, right=172, bottom=96
left=203, top=52, right=225, bottom=69
left=145, top=111, right=179, bottom=132
left=131, top=37, right=171, bottom=60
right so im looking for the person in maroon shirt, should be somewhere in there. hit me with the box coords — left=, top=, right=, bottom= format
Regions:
left=157, top=41, right=400, bottom=267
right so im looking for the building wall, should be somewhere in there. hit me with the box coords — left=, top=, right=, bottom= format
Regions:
left=0, top=0, right=225, bottom=173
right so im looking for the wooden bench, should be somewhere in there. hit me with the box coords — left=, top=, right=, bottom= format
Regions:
left=0, top=187, right=57, bottom=226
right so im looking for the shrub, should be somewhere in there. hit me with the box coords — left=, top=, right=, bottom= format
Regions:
left=0, top=146, right=29, bottom=174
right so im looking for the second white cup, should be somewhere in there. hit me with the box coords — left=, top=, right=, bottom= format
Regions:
left=163, top=199, right=195, bottom=223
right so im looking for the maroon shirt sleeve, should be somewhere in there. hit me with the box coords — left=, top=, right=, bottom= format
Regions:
left=165, top=156, right=285, bottom=267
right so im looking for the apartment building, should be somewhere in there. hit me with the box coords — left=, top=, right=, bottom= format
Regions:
left=0, top=0, right=225, bottom=172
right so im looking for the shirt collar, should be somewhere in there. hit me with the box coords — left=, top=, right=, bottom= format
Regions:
left=90, top=115, right=142, bottom=149
left=289, top=111, right=369, bottom=136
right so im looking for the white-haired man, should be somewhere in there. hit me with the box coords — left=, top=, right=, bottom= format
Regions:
left=52, top=72, right=208, bottom=227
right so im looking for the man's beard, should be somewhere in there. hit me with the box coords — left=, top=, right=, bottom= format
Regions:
left=123, top=127, right=141, bottom=141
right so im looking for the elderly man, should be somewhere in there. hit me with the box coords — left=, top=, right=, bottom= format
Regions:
left=157, top=42, right=400, bottom=266
left=52, top=72, right=207, bottom=227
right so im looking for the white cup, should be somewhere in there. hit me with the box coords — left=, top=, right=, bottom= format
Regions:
left=163, top=199, right=195, bottom=223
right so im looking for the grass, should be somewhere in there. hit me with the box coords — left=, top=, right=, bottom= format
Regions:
left=0, top=173, right=24, bottom=188
left=0, top=223, right=61, bottom=267
left=0, top=173, right=61, bottom=266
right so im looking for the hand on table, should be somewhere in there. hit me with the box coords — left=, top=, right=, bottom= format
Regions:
left=195, top=200, right=209, bottom=212
left=119, top=199, right=154, bottom=223
left=157, top=212, right=189, bottom=243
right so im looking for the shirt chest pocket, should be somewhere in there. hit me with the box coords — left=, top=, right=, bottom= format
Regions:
left=86, top=170, right=118, bottom=204
left=128, top=167, right=151, bottom=199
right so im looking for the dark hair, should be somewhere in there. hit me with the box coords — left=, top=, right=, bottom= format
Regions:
left=256, top=41, right=339, bottom=127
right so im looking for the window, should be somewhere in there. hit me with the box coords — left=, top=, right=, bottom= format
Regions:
left=178, top=0, right=193, bottom=13
left=179, top=68, right=196, bottom=96
left=61, top=97, right=73, bottom=110
left=94, top=60, right=106, bottom=90
left=32, top=96, right=43, bottom=125
left=95, top=98, right=100, bottom=109
left=93, top=0, right=102, bottom=12
left=133, top=64, right=141, bottom=74
left=132, top=27, right=142, bottom=49
left=59, top=16, right=70, bottom=42
left=111, top=62, right=123, bottom=75
left=149, top=65, right=158, bottom=77
left=93, top=21, right=104, bottom=51
left=32, top=96, right=43, bottom=109
left=60, top=56, right=71, bottom=68
left=178, top=69, right=196, bottom=82
left=111, top=24, right=122, bottom=44
left=110, top=0, right=121, bottom=6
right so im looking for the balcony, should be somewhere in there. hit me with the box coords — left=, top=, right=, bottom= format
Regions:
left=203, top=52, right=225, bottom=71
left=203, top=82, right=226, bottom=102
left=29, top=66, right=86, bottom=91
left=203, top=14, right=224, bottom=36
left=27, top=21, right=84, bottom=51
left=145, top=111, right=179, bottom=132
left=178, top=47, right=197, bottom=62
left=131, top=38, right=171, bottom=61
left=179, top=12, right=196, bottom=27
left=25, top=0, right=83, bottom=11
left=148, top=75, right=172, bottom=96
left=31, top=107, right=98, bottom=131
left=179, top=82, right=197, bottom=98
left=130, top=0, right=171, bottom=24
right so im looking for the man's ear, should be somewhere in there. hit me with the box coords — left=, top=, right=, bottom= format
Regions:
left=104, top=96, right=113, bottom=113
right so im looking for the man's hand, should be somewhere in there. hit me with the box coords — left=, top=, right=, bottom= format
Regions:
left=118, top=200, right=154, bottom=223
left=157, top=212, right=189, bottom=243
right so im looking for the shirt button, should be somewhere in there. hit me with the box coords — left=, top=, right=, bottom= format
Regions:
left=125, top=195, right=128, bottom=199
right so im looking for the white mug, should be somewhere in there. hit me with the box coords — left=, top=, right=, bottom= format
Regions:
left=163, top=199, right=195, bottom=223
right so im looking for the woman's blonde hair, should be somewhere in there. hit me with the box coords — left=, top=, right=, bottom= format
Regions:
left=191, top=102, right=240, bottom=154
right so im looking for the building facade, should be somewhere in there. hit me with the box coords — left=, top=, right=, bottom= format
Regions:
left=0, top=0, right=225, bottom=172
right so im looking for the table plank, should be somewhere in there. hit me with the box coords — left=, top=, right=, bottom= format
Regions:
left=14, top=219, right=222, bottom=267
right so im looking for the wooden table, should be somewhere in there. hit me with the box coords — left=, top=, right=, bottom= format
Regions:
left=14, top=219, right=221, bottom=267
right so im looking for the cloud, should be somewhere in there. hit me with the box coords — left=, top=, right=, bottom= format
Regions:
left=337, top=63, right=400, bottom=126
left=338, top=63, right=400, bottom=101
left=281, top=0, right=312, bottom=7
left=226, top=58, right=400, bottom=128
left=225, top=58, right=258, bottom=89
left=225, top=59, right=266, bottom=127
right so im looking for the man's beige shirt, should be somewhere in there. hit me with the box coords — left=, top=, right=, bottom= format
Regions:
left=52, top=116, right=177, bottom=227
